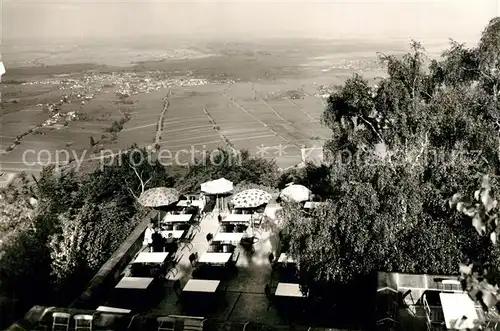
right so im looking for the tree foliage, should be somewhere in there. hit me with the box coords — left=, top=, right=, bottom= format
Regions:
left=282, top=18, right=500, bottom=291
left=0, top=146, right=172, bottom=327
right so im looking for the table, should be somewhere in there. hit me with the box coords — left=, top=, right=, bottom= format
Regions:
left=222, top=214, right=251, bottom=223
left=177, top=200, right=203, bottom=208
left=198, top=252, right=232, bottom=264
left=278, top=253, right=295, bottom=264
left=161, top=230, right=185, bottom=239
left=439, top=293, right=479, bottom=329
left=162, top=214, right=193, bottom=223
left=133, top=252, right=169, bottom=264
left=275, top=283, right=305, bottom=297
left=183, top=279, right=221, bottom=293
left=96, top=306, right=132, bottom=314
left=303, top=202, right=326, bottom=209
left=213, top=232, right=245, bottom=243
left=115, top=277, right=154, bottom=289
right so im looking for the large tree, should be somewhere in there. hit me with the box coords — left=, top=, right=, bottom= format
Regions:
left=282, top=18, right=500, bottom=291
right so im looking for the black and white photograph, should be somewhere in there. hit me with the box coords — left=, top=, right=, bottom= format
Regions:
left=0, top=1, right=499, bottom=330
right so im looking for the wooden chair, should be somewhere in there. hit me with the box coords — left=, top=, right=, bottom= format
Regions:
left=74, top=314, right=93, bottom=331
left=52, top=312, right=71, bottom=331
left=157, top=317, right=176, bottom=331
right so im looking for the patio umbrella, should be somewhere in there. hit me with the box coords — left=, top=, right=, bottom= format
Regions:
left=201, top=178, right=233, bottom=194
left=201, top=178, right=233, bottom=212
left=138, top=187, right=180, bottom=226
left=138, top=187, right=180, bottom=207
left=280, top=184, right=311, bottom=203
left=231, top=189, right=272, bottom=209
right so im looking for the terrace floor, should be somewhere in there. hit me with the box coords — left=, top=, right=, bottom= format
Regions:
left=148, top=211, right=285, bottom=325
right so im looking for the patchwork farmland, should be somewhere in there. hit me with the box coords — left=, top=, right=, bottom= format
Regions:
left=0, top=38, right=405, bottom=178
left=0, top=79, right=331, bottom=175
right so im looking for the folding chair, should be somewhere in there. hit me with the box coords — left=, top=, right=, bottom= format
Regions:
left=74, top=314, right=93, bottom=331
left=52, top=312, right=71, bottom=331
left=180, top=232, right=195, bottom=250
left=157, top=316, right=176, bottom=331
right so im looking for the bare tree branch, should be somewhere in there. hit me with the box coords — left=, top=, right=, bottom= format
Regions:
left=124, top=179, right=138, bottom=200
left=358, top=115, right=385, bottom=145
left=411, top=131, right=429, bottom=171
left=144, top=177, right=153, bottom=188
left=127, top=162, right=147, bottom=195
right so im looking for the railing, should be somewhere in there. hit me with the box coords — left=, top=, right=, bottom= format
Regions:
left=7, top=307, right=353, bottom=331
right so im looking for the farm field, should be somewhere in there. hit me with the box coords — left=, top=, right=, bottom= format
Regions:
left=0, top=86, right=128, bottom=173
left=1, top=37, right=410, bottom=175
left=0, top=79, right=335, bottom=173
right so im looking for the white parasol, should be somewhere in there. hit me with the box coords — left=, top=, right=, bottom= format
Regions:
left=201, top=178, right=233, bottom=212
left=280, top=184, right=311, bottom=203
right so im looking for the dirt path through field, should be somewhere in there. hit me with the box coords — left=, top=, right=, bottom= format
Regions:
left=202, top=107, right=234, bottom=149
left=155, top=89, right=171, bottom=146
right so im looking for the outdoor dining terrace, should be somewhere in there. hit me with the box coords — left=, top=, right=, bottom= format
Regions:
left=19, top=208, right=359, bottom=331
left=13, top=181, right=376, bottom=331
left=91, top=205, right=326, bottom=326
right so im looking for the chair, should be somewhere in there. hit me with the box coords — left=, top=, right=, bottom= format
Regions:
left=167, top=254, right=183, bottom=278
left=173, top=280, right=183, bottom=304
left=235, top=224, right=247, bottom=233
left=264, top=284, right=275, bottom=311
left=206, top=233, right=213, bottom=243
left=182, top=317, right=205, bottom=331
left=180, top=232, right=195, bottom=250
left=189, top=252, right=198, bottom=267
left=252, top=215, right=264, bottom=234
left=150, top=265, right=164, bottom=278
left=157, top=317, right=176, bottom=331
left=222, top=244, right=234, bottom=253
left=210, top=241, right=222, bottom=252
left=74, top=314, right=93, bottom=331
left=52, top=312, right=71, bottom=331
left=189, top=216, right=202, bottom=232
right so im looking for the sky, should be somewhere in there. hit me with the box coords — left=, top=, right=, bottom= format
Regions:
left=2, top=0, right=499, bottom=43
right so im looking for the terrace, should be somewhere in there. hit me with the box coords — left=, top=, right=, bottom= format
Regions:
left=12, top=195, right=372, bottom=331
